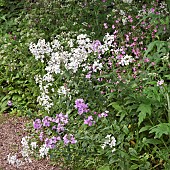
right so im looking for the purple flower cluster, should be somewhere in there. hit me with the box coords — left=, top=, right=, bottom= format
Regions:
left=33, top=113, right=77, bottom=149
left=84, top=116, right=95, bottom=126
left=75, top=99, right=89, bottom=115
left=33, top=119, right=42, bottom=130
left=63, top=134, right=77, bottom=145
left=45, top=136, right=61, bottom=149
left=33, top=113, right=68, bottom=133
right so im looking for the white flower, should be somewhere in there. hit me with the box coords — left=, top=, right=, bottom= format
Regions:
left=119, top=55, right=133, bottom=66
left=157, top=80, right=164, bottom=86
left=102, top=135, right=116, bottom=152
left=30, top=142, right=37, bottom=150
left=7, top=154, right=17, bottom=165
left=39, top=144, right=49, bottom=158
left=109, top=136, right=116, bottom=148
left=122, top=0, right=133, bottom=3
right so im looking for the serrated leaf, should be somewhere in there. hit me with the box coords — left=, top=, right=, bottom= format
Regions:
left=137, top=104, right=151, bottom=126
left=149, top=123, right=170, bottom=138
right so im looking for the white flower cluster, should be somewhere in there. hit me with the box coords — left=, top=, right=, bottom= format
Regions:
left=101, top=134, right=116, bottom=153
left=118, top=55, right=133, bottom=66
left=35, top=75, right=54, bottom=112
left=92, top=60, right=103, bottom=72
left=7, top=136, right=37, bottom=167
left=39, top=144, right=49, bottom=158
left=7, top=154, right=23, bottom=167
left=101, top=33, right=116, bottom=54
left=30, top=33, right=118, bottom=112
left=57, top=85, right=70, bottom=96
left=29, top=39, right=52, bottom=62
left=20, top=136, right=32, bottom=163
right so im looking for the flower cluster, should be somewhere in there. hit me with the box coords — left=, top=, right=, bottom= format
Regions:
left=75, top=99, right=89, bottom=115
left=84, top=116, right=95, bottom=126
left=63, top=134, right=77, bottom=145
left=101, top=134, right=116, bottom=153
left=32, top=113, right=77, bottom=157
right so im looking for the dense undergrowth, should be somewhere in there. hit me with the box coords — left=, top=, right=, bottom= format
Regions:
left=0, top=0, right=170, bottom=169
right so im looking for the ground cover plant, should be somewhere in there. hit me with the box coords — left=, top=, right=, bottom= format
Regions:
left=0, top=0, right=170, bottom=169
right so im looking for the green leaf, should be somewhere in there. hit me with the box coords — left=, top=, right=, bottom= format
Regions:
left=142, top=137, right=162, bottom=144
left=139, top=125, right=152, bottom=133
left=137, top=104, right=152, bottom=126
left=130, top=164, right=139, bottom=170
left=129, top=148, right=138, bottom=156
left=108, top=102, right=122, bottom=111
left=149, top=123, right=170, bottom=138
left=97, top=165, right=110, bottom=170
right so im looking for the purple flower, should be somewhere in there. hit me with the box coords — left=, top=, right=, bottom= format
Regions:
left=45, top=138, right=54, bottom=149
left=33, top=119, right=42, bottom=130
left=42, top=116, right=51, bottom=127
left=55, top=113, right=68, bottom=125
left=57, top=123, right=65, bottom=133
left=63, top=134, right=70, bottom=145
left=70, top=134, right=77, bottom=144
left=84, top=116, right=95, bottom=126
left=75, top=99, right=89, bottom=115
left=7, top=100, right=12, bottom=106
left=63, top=134, right=77, bottom=145
left=39, top=132, right=43, bottom=141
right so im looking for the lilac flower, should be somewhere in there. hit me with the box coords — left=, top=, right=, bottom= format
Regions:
left=39, top=132, right=43, bottom=141
left=57, top=123, right=65, bottom=133
left=84, top=116, right=95, bottom=126
left=157, top=80, right=164, bottom=87
left=7, top=100, right=13, bottom=107
left=45, top=138, right=52, bottom=148
left=63, top=134, right=70, bottom=145
left=42, top=116, right=51, bottom=127
left=55, top=113, right=68, bottom=125
left=70, top=134, right=77, bottom=144
left=75, top=99, right=89, bottom=115
left=63, top=134, right=77, bottom=145
left=33, top=119, right=42, bottom=130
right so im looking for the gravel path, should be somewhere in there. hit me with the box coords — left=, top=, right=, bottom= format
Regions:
left=0, top=114, right=63, bottom=170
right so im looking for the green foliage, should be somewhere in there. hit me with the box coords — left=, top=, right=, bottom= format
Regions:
left=0, top=0, right=170, bottom=169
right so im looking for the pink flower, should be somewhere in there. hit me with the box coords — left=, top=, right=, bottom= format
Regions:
left=104, top=23, right=108, bottom=29
left=144, top=58, right=150, bottom=63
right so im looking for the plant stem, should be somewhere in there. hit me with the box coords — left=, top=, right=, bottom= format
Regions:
left=166, top=93, right=170, bottom=123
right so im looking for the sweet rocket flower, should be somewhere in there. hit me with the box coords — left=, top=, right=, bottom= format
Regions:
left=33, top=119, right=42, bottom=130
left=75, top=99, right=89, bottom=115
left=42, top=116, right=51, bottom=127
left=98, top=111, right=109, bottom=118
left=54, top=113, right=69, bottom=125
left=30, top=142, right=37, bottom=150
left=39, top=132, right=43, bottom=141
left=84, top=116, right=95, bottom=126
left=63, top=134, right=70, bottom=145
left=63, top=134, right=77, bottom=145
left=157, top=80, right=164, bottom=86
left=102, top=134, right=116, bottom=152
left=39, top=144, right=49, bottom=158
left=7, top=100, right=13, bottom=106
left=57, top=123, right=65, bottom=133
left=118, top=55, right=133, bottom=66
